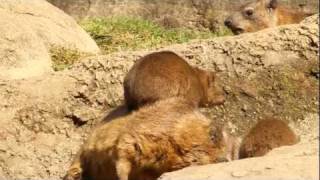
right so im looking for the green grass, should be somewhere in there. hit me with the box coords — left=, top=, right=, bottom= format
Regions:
left=80, top=17, right=230, bottom=54
left=50, top=46, right=88, bottom=71
left=50, top=17, right=230, bottom=71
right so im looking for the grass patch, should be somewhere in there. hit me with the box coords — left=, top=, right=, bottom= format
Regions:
left=80, top=17, right=229, bottom=54
left=50, top=46, right=88, bottom=71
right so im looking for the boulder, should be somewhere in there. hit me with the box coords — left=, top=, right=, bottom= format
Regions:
left=0, top=9, right=51, bottom=80
left=159, top=140, right=319, bottom=180
left=0, top=0, right=100, bottom=79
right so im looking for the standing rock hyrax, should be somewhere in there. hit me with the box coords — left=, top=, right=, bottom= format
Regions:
left=239, top=118, right=299, bottom=159
left=64, top=97, right=233, bottom=180
left=123, top=51, right=225, bottom=111
left=224, top=0, right=314, bottom=34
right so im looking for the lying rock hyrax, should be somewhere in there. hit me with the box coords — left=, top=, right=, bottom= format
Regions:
left=64, top=97, right=232, bottom=180
left=124, top=51, right=225, bottom=110
left=239, top=118, right=299, bottom=158
left=224, top=0, right=314, bottom=34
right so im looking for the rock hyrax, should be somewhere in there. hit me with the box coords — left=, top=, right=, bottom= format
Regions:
left=239, top=118, right=299, bottom=158
left=124, top=50, right=225, bottom=110
left=64, top=97, right=231, bottom=180
left=224, top=0, right=314, bottom=34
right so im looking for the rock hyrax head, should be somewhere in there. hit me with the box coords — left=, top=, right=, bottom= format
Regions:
left=239, top=118, right=299, bottom=158
left=193, top=67, right=226, bottom=107
left=224, top=0, right=278, bottom=34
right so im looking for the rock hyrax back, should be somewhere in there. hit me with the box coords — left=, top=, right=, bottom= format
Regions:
left=224, top=0, right=314, bottom=34
left=124, top=51, right=225, bottom=110
left=239, top=118, right=299, bottom=158
left=64, top=97, right=230, bottom=180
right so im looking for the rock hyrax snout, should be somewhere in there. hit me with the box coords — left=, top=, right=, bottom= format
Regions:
left=64, top=97, right=232, bottom=180
left=239, top=118, right=299, bottom=158
left=124, top=51, right=225, bottom=110
left=224, top=0, right=314, bottom=34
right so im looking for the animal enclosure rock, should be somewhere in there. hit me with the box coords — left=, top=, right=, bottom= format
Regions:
left=0, top=0, right=100, bottom=79
left=158, top=140, right=319, bottom=180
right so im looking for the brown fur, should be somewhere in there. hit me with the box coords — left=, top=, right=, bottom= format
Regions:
left=224, top=0, right=314, bottom=34
left=64, top=97, right=231, bottom=180
left=102, top=105, right=130, bottom=122
left=123, top=51, right=225, bottom=111
left=239, top=118, right=299, bottom=159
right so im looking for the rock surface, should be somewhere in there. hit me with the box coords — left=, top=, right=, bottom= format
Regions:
left=0, top=15, right=318, bottom=179
left=159, top=142, right=319, bottom=180
left=0, top=0, right=100, bottom=80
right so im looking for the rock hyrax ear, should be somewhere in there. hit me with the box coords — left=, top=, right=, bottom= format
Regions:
left=265, top=0, right=278, bottom=9
left=239, top=118, right=299, bottom=159
left=209, top=125, right=224, bottom=146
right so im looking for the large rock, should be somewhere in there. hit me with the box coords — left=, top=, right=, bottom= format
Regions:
left=0, top=0, right=100, bottom=79
left=0, top=9, right=51, bottom=80
left=159, top=140, right=319, bottom=180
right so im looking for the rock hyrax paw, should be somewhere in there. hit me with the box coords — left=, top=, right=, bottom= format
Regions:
left=64, top=168, right=82, bottom=180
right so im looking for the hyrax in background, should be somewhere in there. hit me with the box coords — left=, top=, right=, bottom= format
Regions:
left=239, top=118, right=299, bottom=159
left=224, top=0, right=314, bottom=34
left=123, top=51, right=225, bottom=111
left=64, top=97, right=234, bottom=180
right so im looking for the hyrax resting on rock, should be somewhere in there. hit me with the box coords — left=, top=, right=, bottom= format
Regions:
left=64, top=97, right=234, bottom=180
left=123, top=51, right=225, bottom=111
left=239, top=118, right=299, bottom=159
left=224, top=0, right=314, bottom=34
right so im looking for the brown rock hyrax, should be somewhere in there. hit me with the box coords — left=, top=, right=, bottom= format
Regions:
left=224, top=0, right=314, bottom=34
left=64, top=97, right=232, bottom=180
left=123, top=51, right=225, bottom=111
left=239, top=118, right=299, bottom=159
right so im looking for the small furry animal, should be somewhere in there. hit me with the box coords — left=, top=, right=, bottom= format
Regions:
left=123, top=51, right=225, bottom=111
left=64, top=97, right=233, bottom=180
left=239, top=118, right=299, bottom=158
left=224, top=0, right=314, bottom=34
